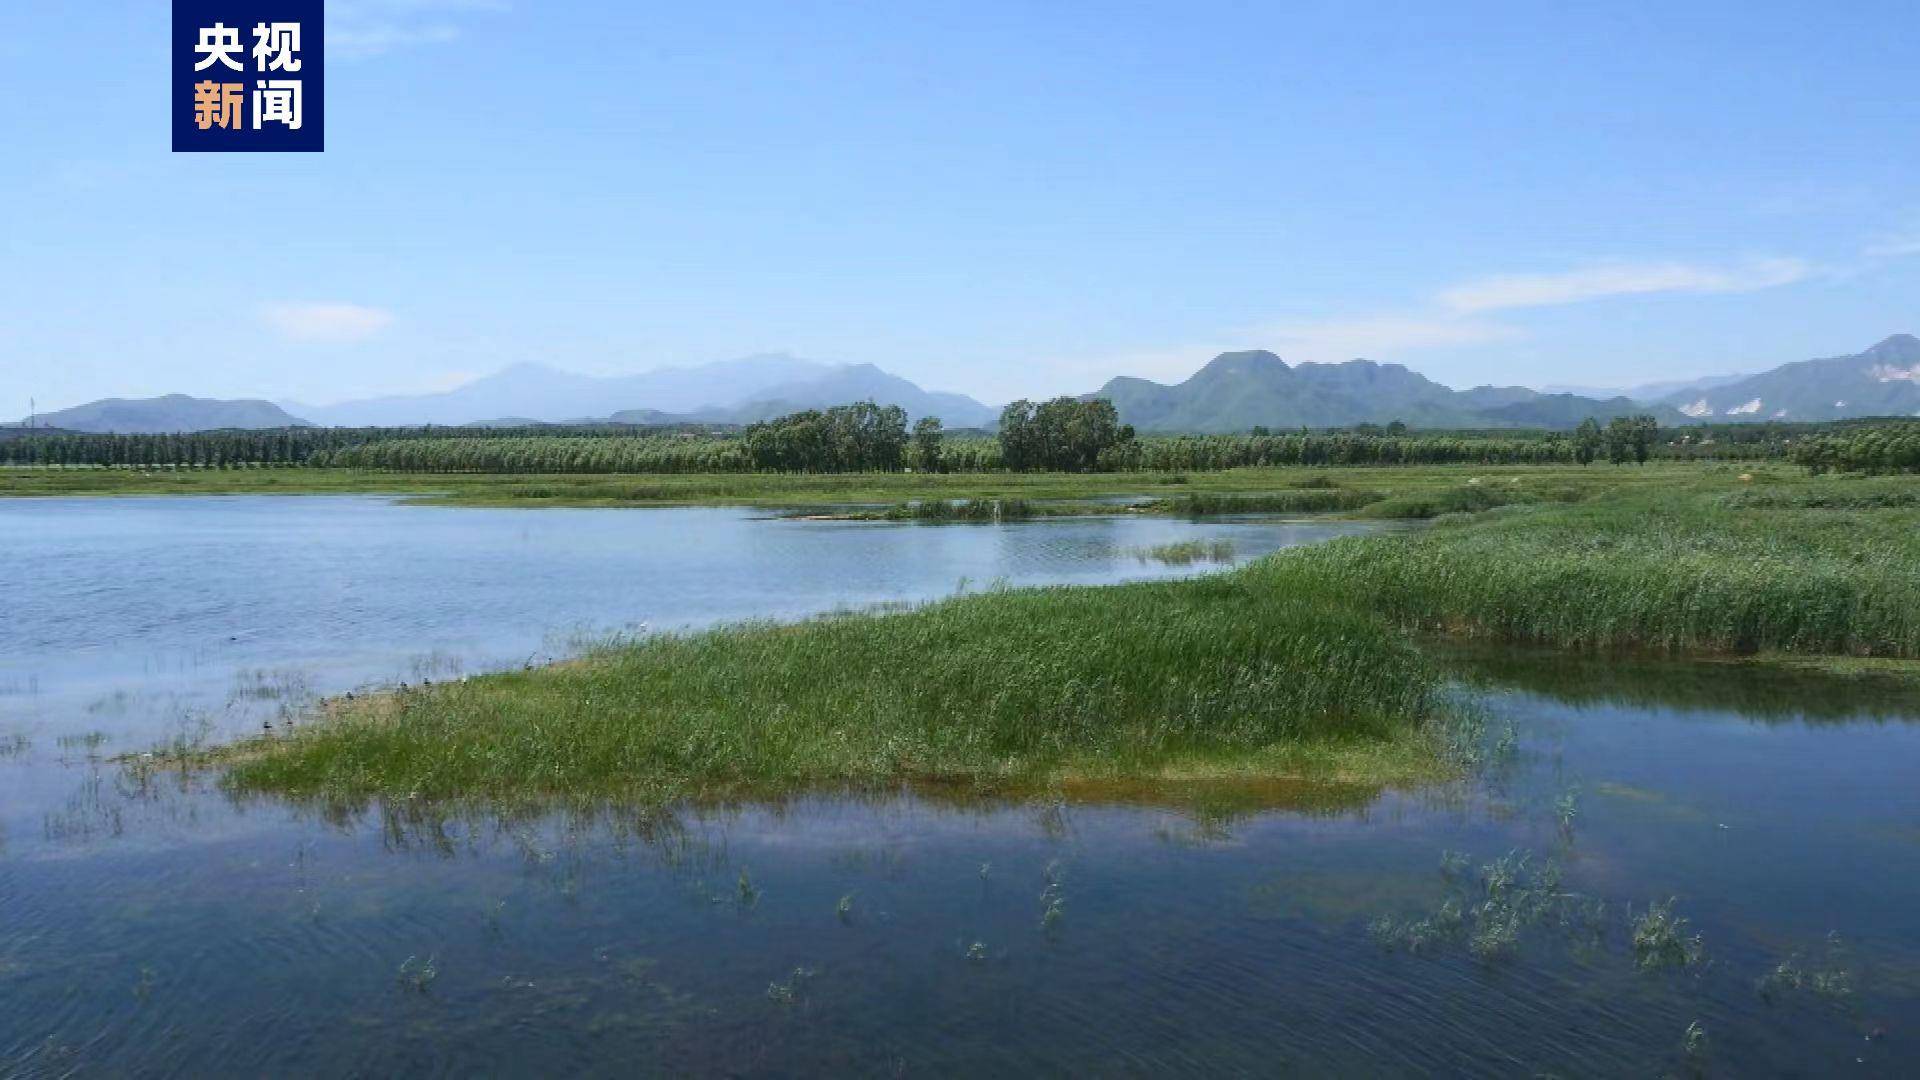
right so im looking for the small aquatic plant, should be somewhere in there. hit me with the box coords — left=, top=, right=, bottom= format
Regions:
left=964, top=942, right=989, bottom=963
left=1629, top=899, right=1706, bottom=971
left=1683, top=1020, right=1708, bottom=1058
left=56, top=731, right=107, bottom=754
left=1757, top=932, right=1855, bottom=1004
left=397, top=954, right=438, bottom=993
left=1039, top=876, right=1067, bottom=933
left=1372, top=850, right=1609, bottom=963
left=1468, top=904, right=1523, bottom=959
left=1370, top=898, right=1465, bottom=955
left=1130, top=539, right=1236, bottom=566
left=1554, top=788, right=1580, bottom=832
left=736, top=867, right=759, bottom=906
left=766, top=966, right=816, bottom=1005
left=1040, top=897, right=1066, bottom=932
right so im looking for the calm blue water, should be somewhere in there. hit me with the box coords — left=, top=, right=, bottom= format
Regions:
left=1, top=498, right=1917, bottom=1076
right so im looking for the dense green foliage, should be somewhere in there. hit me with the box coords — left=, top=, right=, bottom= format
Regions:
left=997, top=397, right=1136, bottom=471
left=1156, top=490, right=1385, bottom=514
left=822, top=488, right=1390, bottom=521
left=0, top=423, right=732, bottom=470
left=17, top=410, right=1914, bottom=476
left=316, top=433, right=752, bottom=473
left=1258, top=480, right=1920, bottom=656
left=743, top=402, right=910, bottom=472
left=1788, top=422, right=1920, bottom=475
left=212, top=468, right=1920, bottom=803
left=224, top=573, right=1448, bottom=801
left=0, top=461, right=1709, bottom=506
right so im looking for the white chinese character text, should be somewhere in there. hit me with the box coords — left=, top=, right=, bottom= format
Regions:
left=251, top=22, right=303, bottom=72
left=193, top=23, right=244, bottom=72
left=254, top=80, right=304, bottom=130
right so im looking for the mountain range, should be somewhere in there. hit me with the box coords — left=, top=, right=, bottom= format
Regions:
left=1652, top=334, right=1920, bottom=421
left=1541, top=373, right=1751, bottom=402
left=285, top=355, right=999, bottom=429
left=17, top=336, right=1917, bottom=434
left=1093, top=351, right=1689, bottom=432
left=15, top=394, right=309, bottom=435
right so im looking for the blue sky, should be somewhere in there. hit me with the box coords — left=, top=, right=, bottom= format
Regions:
left=3, top=0, right=1917, bottom=412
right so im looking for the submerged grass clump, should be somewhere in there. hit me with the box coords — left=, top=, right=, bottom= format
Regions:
left=1368, top=850, right=1606, bottom=961
left=1630, top=898, right=1708, bottom=971
left=868, top=498, right=1053, bottom=522
left=1757, top=932, right=1856, bottom=1005
left=222, top=570, right=1452, bottom=802
left=1152, top=490, right=1383, bottom=515
left=1131, top=539, right=1235, bottom=566
left=836, top=487, right=1386, bottom=522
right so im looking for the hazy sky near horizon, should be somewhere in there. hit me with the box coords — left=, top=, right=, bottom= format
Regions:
left=4, top=0, right=1919, bottom=412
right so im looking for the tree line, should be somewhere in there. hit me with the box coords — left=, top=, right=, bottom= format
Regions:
left=1789, top=423, right=1920, bottom=474
left=5, top=407, right=1854, bottom=474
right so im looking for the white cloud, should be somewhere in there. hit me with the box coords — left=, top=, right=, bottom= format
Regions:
left=1864, top=233, right=1920, bottom=259
left=329, top=0, right=508, bottom=60
left=1436, top=257, right=1812, bottom=314
left=260, top=302, right=396, bottom=344
left=1005, top=252, right=1820, bottom=397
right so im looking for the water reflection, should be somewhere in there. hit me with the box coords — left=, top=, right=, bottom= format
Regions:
left=3, top=499, right=1919, bottom=1074
left=1441, top=643, right=1920, bottom=723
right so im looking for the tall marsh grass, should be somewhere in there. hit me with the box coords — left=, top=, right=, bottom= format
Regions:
left=1257, top=481, right=1920, bottom=656
left=225, top=574, right=1449, bottom=801
left=1151, top=490, right=1384, bottom=515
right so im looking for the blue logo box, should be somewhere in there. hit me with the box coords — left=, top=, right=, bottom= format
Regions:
left=172, top=1, right=324, bottom=152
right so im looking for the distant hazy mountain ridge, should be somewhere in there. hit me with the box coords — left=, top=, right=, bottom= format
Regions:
left=1091, top=350, right=1690, bottom=432
left=1651, top=335, right=1920, bottom=421
left=288, top=354, right=997, bottom=429
left=25, top=336, right=1916, bottom=435
left=15, top=395, right=310, bottom=434
left=608, top=363, right=998, bottom=428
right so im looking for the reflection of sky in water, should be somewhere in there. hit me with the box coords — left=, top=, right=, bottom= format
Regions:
left=1, top=499, right=1917, bottom=1074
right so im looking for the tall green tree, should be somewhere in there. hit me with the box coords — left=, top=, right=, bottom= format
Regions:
left=1604, top=417, right=1635, bottom=464
left=909, top=416, right=945, bottom=473
left=1573, top=417, right=1602, bottom=465
left=997, top=397, right=1134, bottom=471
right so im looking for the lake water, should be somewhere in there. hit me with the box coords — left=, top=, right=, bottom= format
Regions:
left=2, top=498, right=1917, bottom=1076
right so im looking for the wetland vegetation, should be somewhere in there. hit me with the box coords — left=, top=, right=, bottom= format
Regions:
left=219, top=569, right=1453, bottom=802
left=194, top=462, right=1920, bottom=805
left=9, top=454, right=1920, bottom=1076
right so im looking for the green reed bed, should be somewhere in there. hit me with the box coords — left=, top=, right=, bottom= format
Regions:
left=3, top=461, right=1711, bottom=508
left=221, top=573, right=1452, bottom=802
left=1151, top=490, right=1385, bottom=515
left=1132, top=539, right=1237, bottom=566
left=836, top=497, right=1099, bottom=521
left=1255, top=478, right=1920, bottom=657
left=819, top=487, right=1388, bottom=522
left=1351, top=481, right=1565, bottom=520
